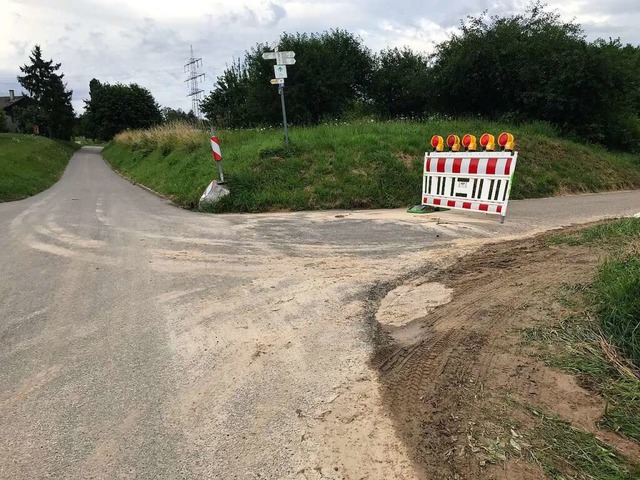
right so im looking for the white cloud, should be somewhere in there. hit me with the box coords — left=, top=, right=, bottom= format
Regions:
left=0, top=0, right=638, bottom=115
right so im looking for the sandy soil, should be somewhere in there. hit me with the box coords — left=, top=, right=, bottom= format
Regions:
left=373, top=233, right=640, bottom=479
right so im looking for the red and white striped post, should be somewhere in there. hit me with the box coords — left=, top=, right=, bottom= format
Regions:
left=210, top=127, right=225, bottom=183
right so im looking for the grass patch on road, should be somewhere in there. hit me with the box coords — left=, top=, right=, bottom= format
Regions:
left=0, top=133, right=79, bottom=202
left=102, top=120, right=640, bottom=212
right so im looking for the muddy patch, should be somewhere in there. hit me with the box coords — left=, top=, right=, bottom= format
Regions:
left=370, top=234, right=640, bottom=479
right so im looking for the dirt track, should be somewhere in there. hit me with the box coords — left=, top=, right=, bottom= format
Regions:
left=374, top=233, right=640, bottom=479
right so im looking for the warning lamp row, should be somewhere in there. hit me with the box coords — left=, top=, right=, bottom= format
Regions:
left=430, top=133, right=515, bottom=152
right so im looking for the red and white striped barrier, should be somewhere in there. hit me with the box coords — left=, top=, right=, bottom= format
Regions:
left=210, top=136, right=222, bottom=161
left=422, top=151, right=518, bottom=222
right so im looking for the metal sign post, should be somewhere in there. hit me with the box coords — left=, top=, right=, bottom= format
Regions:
left=279, top=84, right=289, bottom=146
left=263, top=50, right=296, bottom=147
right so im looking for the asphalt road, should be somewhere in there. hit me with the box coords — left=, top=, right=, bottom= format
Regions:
left=1, top=147, right=639, bottom=479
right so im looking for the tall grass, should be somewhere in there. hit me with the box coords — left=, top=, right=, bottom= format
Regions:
left=115, top=122, right=203, bottom=155
left=595, top=255, right=640, bottom=368
left=103, top=120, right=640, bottom=212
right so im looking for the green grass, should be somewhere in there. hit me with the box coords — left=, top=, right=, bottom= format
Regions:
left=0, top=133, right=80, bottom=202
left=520, top=220, right=640, bottom=478
left=548, top=219, right=640, bottom=247
left=102, top=120, right=640, bottom=212
left=529, top=408, right=640, bottom=480
left=547, top=218, right=640, bottom=370
left=526, top=218, right=640, bottom=449
left=595, top=256, right=640, bottom=368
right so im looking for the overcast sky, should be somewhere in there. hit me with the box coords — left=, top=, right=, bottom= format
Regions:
left=1, top=0, right=639, bottom=115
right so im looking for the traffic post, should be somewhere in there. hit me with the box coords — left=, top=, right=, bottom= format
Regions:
left=210, top=129, right=224, bottom=183
left=198, top=126, right=230, bottom=208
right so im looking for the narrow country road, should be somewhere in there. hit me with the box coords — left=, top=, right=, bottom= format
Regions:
left=1, top=147, right=639, bottom=479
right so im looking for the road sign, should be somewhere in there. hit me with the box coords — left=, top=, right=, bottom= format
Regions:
left=274, top=65, right=288, bottom=79
left=276, top=52, right=295, bottom=64
left=262, top=50, right=295, bottom=147
left=263, top=51, right=295, bottom=63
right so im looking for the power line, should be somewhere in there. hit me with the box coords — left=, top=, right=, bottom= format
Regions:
left=184, top=45, right=205, bottom=118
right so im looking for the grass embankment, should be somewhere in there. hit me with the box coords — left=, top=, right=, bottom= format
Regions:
left=525, top=219, right=640, bottom=478
left=102, top=121, right=640, bottom=212
left=0, top=133, right=79, bottom=202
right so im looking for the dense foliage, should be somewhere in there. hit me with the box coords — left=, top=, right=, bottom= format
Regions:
left=161, top=107, right=198, bottom=124
left=16, top=45, right=75, bottom=140
left=81, top=79, right=162, bottom=141
left=201, top=29, right=373, bottom=127
left=202, top=3, right=640, bottom=151
left=430, top=4, right=640, bottom=151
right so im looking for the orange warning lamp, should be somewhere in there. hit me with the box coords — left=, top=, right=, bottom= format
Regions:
left=479, top=133, right=496, bottom=151
left=498, top=132, right=515, bottom=151
left=430, top=135, right=444, bottom=152
left=446, top=134, right=461, bottom=152
left=462, top=134, right=477, bottom=151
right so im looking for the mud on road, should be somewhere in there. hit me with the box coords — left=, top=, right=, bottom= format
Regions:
left=372, top=230, right=640, bottom=479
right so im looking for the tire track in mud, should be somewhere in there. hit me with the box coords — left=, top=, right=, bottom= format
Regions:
left=367, top=233, right=640, bottom=480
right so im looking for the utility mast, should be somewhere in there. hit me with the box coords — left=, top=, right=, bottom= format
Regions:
left=184, top=45, right=205, bottom=118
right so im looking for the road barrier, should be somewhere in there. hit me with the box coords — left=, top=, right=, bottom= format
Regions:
left=423, top=132, right=518, bottom=223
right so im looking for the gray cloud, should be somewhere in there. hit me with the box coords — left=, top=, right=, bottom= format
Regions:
left=1, top=0, right=638, bottom=116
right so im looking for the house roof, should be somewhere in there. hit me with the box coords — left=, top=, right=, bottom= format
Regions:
left=0, top=95, right=30, bottom=110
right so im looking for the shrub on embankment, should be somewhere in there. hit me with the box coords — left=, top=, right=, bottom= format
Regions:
left=0, top=133, right=79, bottom=202
left=102, top=120, right=640, bottom=212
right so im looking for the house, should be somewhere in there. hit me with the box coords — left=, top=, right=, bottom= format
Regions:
left=1, top=90, right=35, bottom=133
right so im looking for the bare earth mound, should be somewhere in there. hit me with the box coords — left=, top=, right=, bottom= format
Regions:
left=373, top=233, right=640, bottom=479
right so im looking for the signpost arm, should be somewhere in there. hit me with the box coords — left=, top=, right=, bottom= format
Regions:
left=279, top=85, right=289, bottom=146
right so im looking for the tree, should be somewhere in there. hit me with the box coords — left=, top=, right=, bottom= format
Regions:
left=201, top=29, right=374, bottom=127
left=201, top=58, right=251, bottom=128
left=429, top=2, right=640, bottom=149
left=370, top=48, right=432, bottom=119
left=82, top=79, right=162, bottom=140
left=17, top=45, right=75, bottom=140
left=161, top=107, right=197, bottom=124
left=13, top=105, right=47, bottom=134
left=0, top=108, right=6, bottom=133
